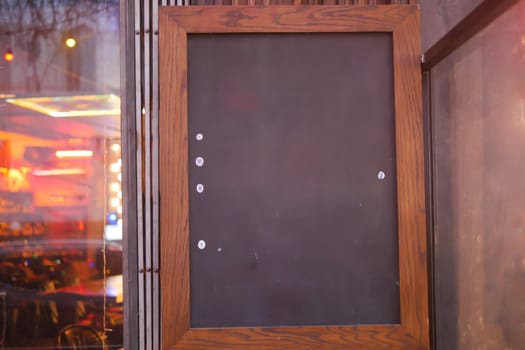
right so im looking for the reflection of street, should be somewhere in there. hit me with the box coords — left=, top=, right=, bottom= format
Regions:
left=1, top=291, right=6, bottom=347
left=45, top=275, right=123, bottom=304
left=1, top=0, right=123, bottom=348
left=0, top=189, right=43, bottom=239
left=0, top=168, right=31, bottom=192
left=0, top=275, right=123, bottom=349
left=44, top=275, right=124, bottom=347
left=0, top=240, right=122, bottom=348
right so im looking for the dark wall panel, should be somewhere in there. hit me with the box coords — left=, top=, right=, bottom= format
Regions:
left=187, top=33, right=400, bottom=328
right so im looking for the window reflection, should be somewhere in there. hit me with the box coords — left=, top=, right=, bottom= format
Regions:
left=0, top=0, right=122, bottom=348
left=432, top=1, right=525, bottom=349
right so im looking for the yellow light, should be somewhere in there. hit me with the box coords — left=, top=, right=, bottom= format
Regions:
left=4, top=50, right=14, bottom=62
left=56, top=150, right=93, bottom=158
left=117, top=173, right=122, bottom=181
left=117, top=206, right=123, bottom=214
left=6, top=94, right=120, bottom=118
left=110, top=198, right=120, bottom=208
left=110, top=163, right=120, bottom=173
left=33, top=168, right=86, bottom=176
left=110, top=182, right=120, bottom=192
left=65, top=38, right=77, bottom=48
left=111, top=144, right=120, bottom=152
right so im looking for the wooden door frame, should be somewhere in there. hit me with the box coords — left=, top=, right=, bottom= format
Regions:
left=159, top=5, right=428, bottom=350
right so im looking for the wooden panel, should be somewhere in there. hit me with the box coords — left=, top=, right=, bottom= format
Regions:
left=175, top=325, right=419, bottom=349
left=159, top=15, right=189, bottom=346
left=159, top=5, right=427, bottom=350
left=392, top=9, right=428, bottom=346
left=161, top=6, right=416, bottom=33
left=189, top=0, right=419, bottom=4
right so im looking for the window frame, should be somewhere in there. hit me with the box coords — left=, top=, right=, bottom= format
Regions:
left=159, top=5, right=428, bottom=350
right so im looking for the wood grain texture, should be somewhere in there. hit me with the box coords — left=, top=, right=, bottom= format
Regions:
left=174, top=326, right=419, bottom=350
left=188, top=0, right=418, bottom=4
left=161, top=5, right=417, bottom=32
left=393, top=8, right=429, bottom=350
left=159, top=5, right=428, bottom=350
left=159, top=12, right=190, bottom=350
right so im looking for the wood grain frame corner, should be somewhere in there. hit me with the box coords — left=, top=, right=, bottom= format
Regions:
left=159, top=5, right=428, bottom=350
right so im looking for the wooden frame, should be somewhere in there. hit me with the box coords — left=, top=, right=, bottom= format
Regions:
left=159, top=5, right=428, bottom=350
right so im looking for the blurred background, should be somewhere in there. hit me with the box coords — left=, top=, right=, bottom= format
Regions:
left=0, top=0, right=122, bottom=348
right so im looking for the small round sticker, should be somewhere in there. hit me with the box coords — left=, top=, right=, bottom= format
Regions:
left=195, top=157, right=204, bottom=167
left=197, top=240, right=206, bottom=250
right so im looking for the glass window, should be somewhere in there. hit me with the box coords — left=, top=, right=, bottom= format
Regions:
left=421, top=0, right=484, bottom=50
left=0, top=0, right=122, bottom=348
left=432, top=1, right=525, bottom=349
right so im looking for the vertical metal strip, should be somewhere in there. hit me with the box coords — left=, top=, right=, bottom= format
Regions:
left=143, top=0, right=154, bottom=349
left=134, top=0, right=146, bottom=350
left=423, top=69, right=437, bottom=350
left=120, top=0, right=139, bottom=348
left=151, top=1, right=161, bottom=350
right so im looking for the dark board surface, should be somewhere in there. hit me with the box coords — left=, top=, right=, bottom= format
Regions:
left=187, top=33, right=399, bottom=328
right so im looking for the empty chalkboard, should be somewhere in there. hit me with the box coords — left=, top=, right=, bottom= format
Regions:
left=187, top=33, right=399, bottom=328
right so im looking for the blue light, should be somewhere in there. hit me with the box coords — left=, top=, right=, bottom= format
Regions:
left=107, top=212, right=118, bottom=225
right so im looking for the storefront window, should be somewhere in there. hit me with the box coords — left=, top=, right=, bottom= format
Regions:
left=0, top=0, right=122, bottom=348
left=432, top=1, right=525, bottom=349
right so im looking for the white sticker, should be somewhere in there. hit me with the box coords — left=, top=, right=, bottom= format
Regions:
left=197, top=240, right=206, bottom=250
left=196, top=184, right=204, bottom=193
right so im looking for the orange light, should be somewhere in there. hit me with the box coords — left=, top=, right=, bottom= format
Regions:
left=4, top=50, right=14, bottom=62
left=55, top=150, right=93, bottom=158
